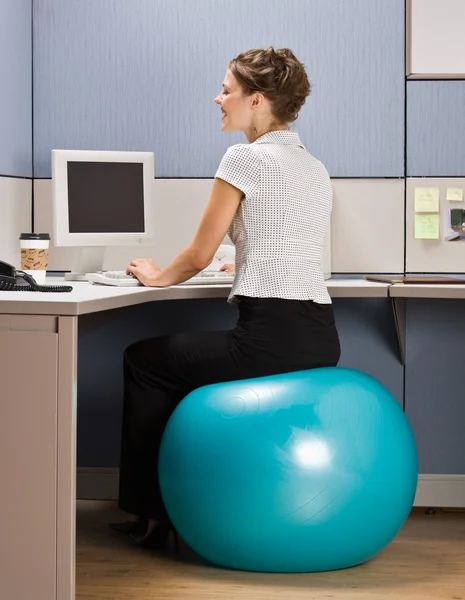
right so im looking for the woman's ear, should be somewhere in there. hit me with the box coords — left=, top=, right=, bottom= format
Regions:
left=251, top=93, right=264, bottom=109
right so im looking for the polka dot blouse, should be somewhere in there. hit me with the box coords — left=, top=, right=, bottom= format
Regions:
left=215, top=130, right=332, bottom=304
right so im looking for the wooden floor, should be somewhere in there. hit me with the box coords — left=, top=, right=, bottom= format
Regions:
left=77, top=501, right=465, bottom=599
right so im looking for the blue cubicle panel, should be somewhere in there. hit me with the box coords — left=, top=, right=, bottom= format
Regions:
left=33, top=0, right=405, bottom=178
left=76, top=298, right=403, bottom=468
left=77, top=299, right=240, bottom=468
left=407, top=81, right=465, bottom=177
left=405, top=299, right=465, bottom=475
left=0, top=0, right=32, bottom=177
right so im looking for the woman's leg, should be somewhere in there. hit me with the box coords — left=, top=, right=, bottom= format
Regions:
left=117, top=330, right=243, bottom=523
left=117, top=351, right=184, bottom=521
left=116, top=298, right=341, bottom=526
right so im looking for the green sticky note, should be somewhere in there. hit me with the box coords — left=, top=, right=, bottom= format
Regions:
left=415, top=214, right=440, bottom=239
left=414, top=187, right=440, bottom=213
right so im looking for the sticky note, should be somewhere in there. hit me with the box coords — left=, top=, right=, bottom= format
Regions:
left=446, top=187, right=464, bottom=202
left=414, top=214, right=439, bottom=239
left=414, top=187, right=440, bottom=213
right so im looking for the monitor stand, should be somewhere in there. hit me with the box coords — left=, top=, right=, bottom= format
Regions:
left=64, top=247, right=107, bottom=281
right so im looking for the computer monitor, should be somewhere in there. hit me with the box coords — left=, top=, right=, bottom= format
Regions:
left=52, top=149, right=155, bottom=280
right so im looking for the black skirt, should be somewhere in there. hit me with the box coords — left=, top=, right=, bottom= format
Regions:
left=230, top=295, right=341, bottom=371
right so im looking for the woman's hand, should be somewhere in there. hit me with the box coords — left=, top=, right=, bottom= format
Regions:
left=126, top=258, right=162, bottom=286
left=219, top=263, right=235, bottom=274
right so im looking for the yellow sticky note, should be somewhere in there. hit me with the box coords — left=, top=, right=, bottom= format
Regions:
left=414, top=214, right=439, bottom=239
left=414, top=187, right=440, bottom=213
left=446, top=187, right=464, bottom=202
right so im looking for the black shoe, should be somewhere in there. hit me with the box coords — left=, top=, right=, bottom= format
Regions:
left=130, top=519, right=180, bottom=552
left=108, top=517, right=148, bottom=536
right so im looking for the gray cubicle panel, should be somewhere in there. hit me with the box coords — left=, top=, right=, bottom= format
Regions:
left=76, top=296, right=402, bottom=469
left=406, top=177, right=465, bottom=273
left=77, top=298, right=240, bottom=467
left=33, top=0, right=405, bottom=178
left=405, top=299, right=465, bottom=475
left=333, top=298, right=403, bottom=401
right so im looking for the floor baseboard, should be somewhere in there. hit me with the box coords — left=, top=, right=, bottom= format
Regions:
left=76, top=469, right=465, bottom=507
left=77, top=468, right=119, bottom=500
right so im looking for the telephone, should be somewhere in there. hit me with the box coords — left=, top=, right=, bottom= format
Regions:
left=0, top=260, right=73, bottom=292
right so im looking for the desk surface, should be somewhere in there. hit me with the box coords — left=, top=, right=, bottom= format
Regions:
left=0, top=278, right=390, bottom=316
left=389, top=283, right=465, bottom=299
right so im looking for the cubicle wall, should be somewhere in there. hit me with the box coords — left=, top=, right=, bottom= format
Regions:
left=31, top=0, right=406, bottom=276
left=34, top=178, right=405, bottom=274
left=0, top=0, right=32, bottom=265
left=32, top=0, right=405, bottom=179
left=406, top=178, right=465, bottom=273
left=407, top=82, right=465, bottom=178
left=29, top=0, right=465, bottom=279
left=405, top=0, right=465, bottom=501
left=2, top=1, right=464, bottom=276
left=0, top=178, right=32, bottom=265
left=2, top=1, right=465, bottom=500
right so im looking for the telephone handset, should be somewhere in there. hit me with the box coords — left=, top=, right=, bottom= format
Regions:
left=0, top=260, right=73, bottom=292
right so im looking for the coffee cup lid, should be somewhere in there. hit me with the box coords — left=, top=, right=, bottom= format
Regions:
left=19, top=233, right=50, bottom=240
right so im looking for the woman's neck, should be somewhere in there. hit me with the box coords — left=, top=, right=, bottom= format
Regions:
left=246, top=124, right=288, bottom=143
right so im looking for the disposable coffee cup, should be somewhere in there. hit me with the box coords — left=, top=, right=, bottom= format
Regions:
left=19, top=233, right=50, bottom=285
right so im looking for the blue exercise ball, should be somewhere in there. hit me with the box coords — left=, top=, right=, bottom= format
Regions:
left=159, top=367, right=418, bottom=572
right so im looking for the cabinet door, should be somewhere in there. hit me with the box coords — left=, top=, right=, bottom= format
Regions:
left=0, top=315, right=58, bottom=600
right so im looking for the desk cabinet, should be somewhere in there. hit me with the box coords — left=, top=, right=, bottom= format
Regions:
left=0, top=315, right=58, bottom=599
left=0, top=314, right=77, bottom=600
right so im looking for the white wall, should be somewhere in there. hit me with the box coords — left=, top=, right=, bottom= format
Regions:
left=331, top=179, right=404, bottom=273
left=0, top=178, right=32, bottom=266
left=34, top=178, right=404, bottom=275
left=34, top=179, right=218, bottom=271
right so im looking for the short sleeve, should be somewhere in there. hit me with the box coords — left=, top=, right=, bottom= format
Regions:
left=215, top=144, right=261, bottom=197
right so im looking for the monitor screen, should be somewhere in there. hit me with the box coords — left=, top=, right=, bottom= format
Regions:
left=67, top=161, right=145, bottom=233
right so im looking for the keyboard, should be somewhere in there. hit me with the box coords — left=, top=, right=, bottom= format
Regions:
left=179, top=271, right=234, bottom=286
left=86, top=270, right=234, bottom=287
left=87, top=271, right=142, bottom=287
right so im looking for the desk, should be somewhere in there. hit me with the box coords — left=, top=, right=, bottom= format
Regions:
left=0, top=278, right=388, bottom=600
left=0, top=277, right=390, bottom=316
left=389, top=283, right=465, bottom=300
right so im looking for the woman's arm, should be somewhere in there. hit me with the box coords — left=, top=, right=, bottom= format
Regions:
left=127, top=178, right=242, bottom=286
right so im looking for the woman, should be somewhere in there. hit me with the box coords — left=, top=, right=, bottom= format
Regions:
left=110, top=47, right=341, bottom=548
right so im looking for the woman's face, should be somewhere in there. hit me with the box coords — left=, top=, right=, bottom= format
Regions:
left=214, top=70, right=253, bottom=133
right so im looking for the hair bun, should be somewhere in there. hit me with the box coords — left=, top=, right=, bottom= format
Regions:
left=275, top=48, right=292, bottom=59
